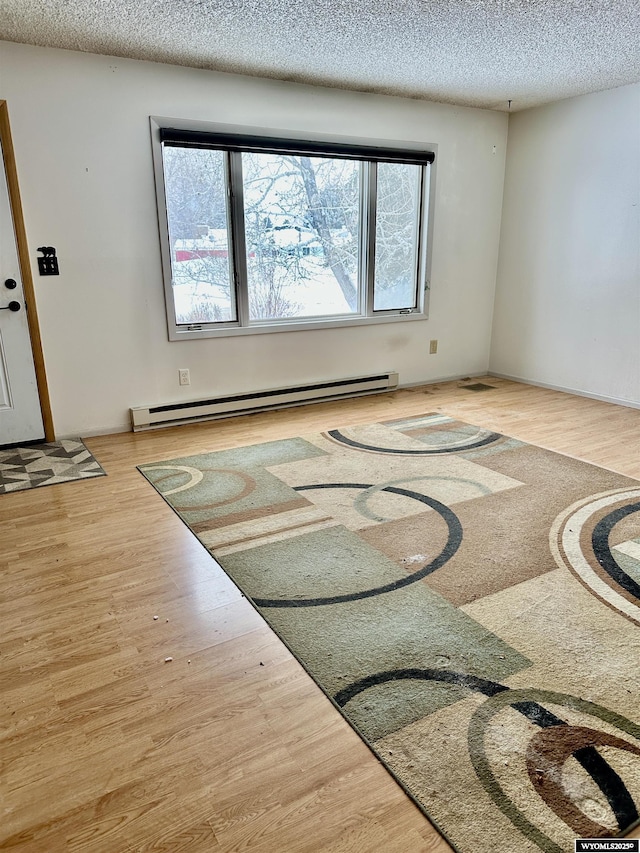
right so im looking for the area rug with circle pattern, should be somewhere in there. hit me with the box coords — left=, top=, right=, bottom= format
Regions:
left=138, top=413, right=640, bottom=853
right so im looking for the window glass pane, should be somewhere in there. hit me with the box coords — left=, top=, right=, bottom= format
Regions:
left=162, top=146, right=236, bottom=324
left=242, top=152, right=360, bottom=321
left=373, top=163, right=421, bottom=311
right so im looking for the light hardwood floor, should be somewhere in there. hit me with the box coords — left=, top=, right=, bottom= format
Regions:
left=2, top=376, right=639, bottom=852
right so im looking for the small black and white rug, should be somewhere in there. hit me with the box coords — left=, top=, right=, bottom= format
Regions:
left=0, top=439, right=106, bottom=494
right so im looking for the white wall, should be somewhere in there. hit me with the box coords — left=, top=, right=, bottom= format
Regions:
left=491, top=82, right=640, bottom=407
left=0, top=42, right=507, bottom=436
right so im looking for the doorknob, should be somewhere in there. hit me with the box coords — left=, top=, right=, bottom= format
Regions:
left=0, top=301, right=20, bottom=311
left=4, top=278, right=17, bottom=289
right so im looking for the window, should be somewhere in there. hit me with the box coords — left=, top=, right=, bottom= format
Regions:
left=154, top=124, right=434, bottom=339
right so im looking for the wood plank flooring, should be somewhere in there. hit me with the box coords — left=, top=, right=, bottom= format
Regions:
left=2, top=376, right=639, bottom=851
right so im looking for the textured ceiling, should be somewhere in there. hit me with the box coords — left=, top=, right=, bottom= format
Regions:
left=1, top=0, right=640, bottom=111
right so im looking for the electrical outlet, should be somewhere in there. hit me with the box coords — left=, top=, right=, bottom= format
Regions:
left=178, top=368, right=190, bottom=386
left=429, top=339, right=438, bottom=354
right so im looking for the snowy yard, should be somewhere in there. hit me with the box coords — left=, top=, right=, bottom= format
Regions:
left=173, top=255, right=354, bottom=324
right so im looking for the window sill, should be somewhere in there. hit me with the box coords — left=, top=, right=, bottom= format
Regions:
left=168, top=306, right=430, bottom=341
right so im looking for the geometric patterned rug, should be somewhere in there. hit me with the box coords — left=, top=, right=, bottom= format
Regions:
left=139, top=413, right=640, bottom=853
left=0, top=438, right=105, bottom=494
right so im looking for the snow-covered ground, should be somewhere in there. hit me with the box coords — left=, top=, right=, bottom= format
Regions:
left=172, top=256, right=354, bottom=324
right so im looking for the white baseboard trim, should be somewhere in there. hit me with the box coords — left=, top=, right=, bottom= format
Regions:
left=399, top=372, right=487, bottom=390
left=488, top=372, right=640, bottom=411
left=72, top=372, right=597, bottom=440
left=69, top=374, right=490, bottom=439
left=59, top=424, right=131, bottom=440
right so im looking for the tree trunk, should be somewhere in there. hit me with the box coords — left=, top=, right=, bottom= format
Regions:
left=297, top=157, right=358, bottom=311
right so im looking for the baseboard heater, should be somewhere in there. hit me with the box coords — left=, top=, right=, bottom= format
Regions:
left=130, top=371, right=399, bottom=431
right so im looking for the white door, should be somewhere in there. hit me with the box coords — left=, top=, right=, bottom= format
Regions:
left=0, top=133, right=44, bottom=445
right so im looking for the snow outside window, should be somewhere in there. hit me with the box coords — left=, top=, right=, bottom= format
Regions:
left=155, top=128, right=434, bottom=340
